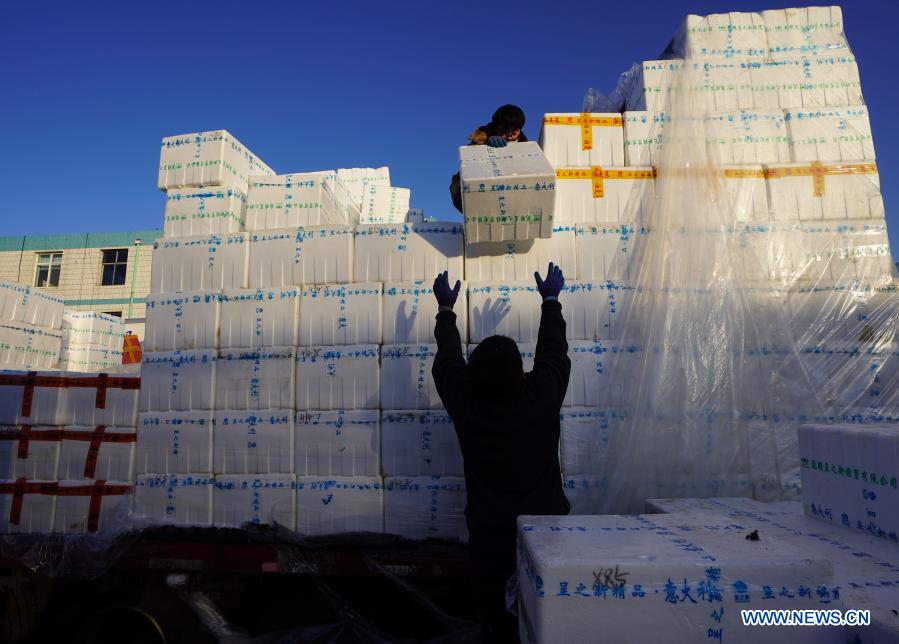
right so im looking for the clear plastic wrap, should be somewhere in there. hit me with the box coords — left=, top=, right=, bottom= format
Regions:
left=587, top=11, right=898, bottom=514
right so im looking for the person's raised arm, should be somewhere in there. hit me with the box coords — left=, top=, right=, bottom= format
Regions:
left=530, top=262, right=571, bottom=408
left=431, top=271, right=468, bottom=419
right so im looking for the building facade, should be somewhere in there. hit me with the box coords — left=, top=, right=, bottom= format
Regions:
left=0, top=229, right=161, bottom=340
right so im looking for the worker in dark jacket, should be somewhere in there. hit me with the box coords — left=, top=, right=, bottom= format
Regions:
left=450, top=104, right=529, bottom=213
left=431, top=262, right=571, bottom=643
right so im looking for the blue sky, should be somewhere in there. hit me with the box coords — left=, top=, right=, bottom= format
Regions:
left=1, top=0, right=897, bottom=257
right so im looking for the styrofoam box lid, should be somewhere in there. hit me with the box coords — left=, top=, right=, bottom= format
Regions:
left=459, top=142, right=553, bottom=180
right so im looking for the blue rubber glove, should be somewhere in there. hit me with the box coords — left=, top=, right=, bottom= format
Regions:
left=485, top=136, right=507, bottom=148
left=534, top=262, right=564, bottom=300
left=433, top=271, right=461, bottom=309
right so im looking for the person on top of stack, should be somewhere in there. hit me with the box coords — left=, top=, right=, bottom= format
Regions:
left=431, top=262, right=571, bottom=643
left=450, top=104, right=528, bottom=213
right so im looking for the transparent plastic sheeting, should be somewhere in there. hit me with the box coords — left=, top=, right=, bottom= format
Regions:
left=582, top=40, right=898, bottom=515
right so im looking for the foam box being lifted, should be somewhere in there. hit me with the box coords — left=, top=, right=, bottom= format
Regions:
left=749, top=54, right=863, bottom=109
left=384, top=476, right=467, bottom=540
left=215, top=347, right=295, bottom=411
left=380, top=345, right=441, bottom=410
left=0, top=280, right=65, bottom=330
left=245, top=173, right=346, bottom=230
left=460, top=143, right=555, bottom=243
left=463, top=226, right=577, bottom=282
left=295, top=345, right=380, bottom=410
left=298, top=283, right=382, bottom=346
left=0, top=425, right=60, bottom=480
left=336, top=167, right=391, bottom=208
left=52, top=480, right=131, bottom=534
left=382, top=281, right=468, bottom=344
left=150, top=233, right=249, bottom=294
left=144, top=291, right=221, bottom=352
left=295, top=476, right=384, bottom=535
left=785, top=106, right=876, bottom=163
left=554, top=167, right=655, bottom=225
left=539, top=113, right=625, bottom=168
left=353, top=222, right=463, bottom=283
left=247, top=226, right=354, bottom=287
left=766, top=161, right=884, bottom=221
left=762, top=6, right=848, bottom=56
left=622, top=111, right=666, bottom=167
left=62, top=311, right=125, bottom=350
left=575, top=224, right=650, bottom=282
left=219, top=287, right=299, bottom=349
left=133, top=474, right=214, bottom=526
left=705, top=110, right=792, bottom=164
left=139, top=350, right=217, bottom=412
left=559, top=408, right=626, bottom=477
left=213, top=474, right=296, bottom=529
left=158, top=130, right=274, bottom=191
left=0, top=478, right=56, bottom=533
left=136, top=411, right=213, bottom=475
left=294, top=410, right=379, bottom=477
left=163, top=186, right=247, bottom=238
left=359, top=185, right=411, bottom=224
left=380, top=410, right=463, bottom=476
left=213, top=410, right=293, bottom=475
left=58, top=425, right=135, bottom=482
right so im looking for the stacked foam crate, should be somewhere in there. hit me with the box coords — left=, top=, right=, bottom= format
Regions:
left=0, top=280, right=65, bottom=371
left=58, top=311, right=125, bottom=372
left=0, top=371, right=140, bottom=533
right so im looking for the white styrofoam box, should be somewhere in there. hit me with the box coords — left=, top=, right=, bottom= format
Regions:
left=294, top=410, right=379, bottom=477
left=785, top=106, right=875, bottom=163
left=58, top=425, right=135, bottom=482
left=762, top=6, right=848, bottom=57
left=136, top=411, right=213, bottom=475
left=133, top=474, right=214, bottom=526
left=144, top=291, right=221, bottom=353
left=0, top=322, right=62, bottom=370
left=629, top=60, right=683, bottom=112
left=158, top=130, right=274, bottom=191
left=538, top=113, right=625, bottom=167
left=0, top=425, right=60, bottom=480
left=463, top=225, right=577, bottom=282
left=61, top=372, right=140, bottom=428
left=766, top=161, right=884, bottom=221
left=800, top=423, right=898, bottom=541
left=62, top=311, right=125, bottom=350
left=295, top=476, right=384, bottom=535
left=382, top=281, right=469, bottom=345
left=139, top=350, right=217, bottom=412
left=720, top=165, right=770, bottom=223
left=674, top=11, right=768, bottom=58
left=353, top=222, right=463, bottom=283
left=359, top=185, right=411, bottom=224
left=0, top=371, right=69, bottom=426
left=622, top=111, right=666, bottom=166
left=554, top=166, right=655, bottom=225
left=163, top=186, right=247, bottom=238
left=559, top=408, right=626, bottom=477
left=246, top=173, right=346, bottom=230
left=0, top=479, right=56, bottom=533
left=517, top=514, right=837, bottom=644
left=52, top=480, right=131, bottom=534
left=705, top=110, right=791, bottom=164
left=749, top=55, right=863, bottom=109
left=213, top=474, right=296, bottom=529
left=336, top=167, right=390, bottom=208
left=58, top=346, right=123, bottom=372
left=150, top=233, right=249, bottom=294
left=384, top=476, right=467, bottom=540
left=575, top=224, right=650, bottom=282
left=788, top=219, right=894, bottom=283
left=459, top=142, right=555, bottom=243
left=380, top=345, right=441, bottom=410
left=380, top=410, right=463, bottom=476
left=213, top=410, right=293, bottom=475
left=298, top=283, right=382, bottom=346
left=295, top=345, right=380, bottom=410
left=0, top=281, right=65, bottom=330
left=215, top=347, right=295, bottom=411
left=247, top=226, right=354, bottom=288
left=219, top=287, right=298, bottom=350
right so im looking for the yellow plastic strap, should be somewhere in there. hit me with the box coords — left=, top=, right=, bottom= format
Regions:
left=544, top=113, right=623, bottom=151
left=764, top=162, right=877, bottom=198
left=555, top=167, right=655, bottom=199
left=722, top=168, right=765, bottom=179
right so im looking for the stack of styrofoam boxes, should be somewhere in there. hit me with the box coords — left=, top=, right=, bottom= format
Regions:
left=0, top=370, right=139, bottom=534
left=58, top=311, right=125, bottom=372
left=0, top=280, right=64, bottom=371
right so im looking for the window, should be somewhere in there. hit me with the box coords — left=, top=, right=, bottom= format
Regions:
left=103, top=311, right=123, bottom=318
left=101, top=249, right=129, bottom=286
left=35, top=252, right=63, bottom=288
